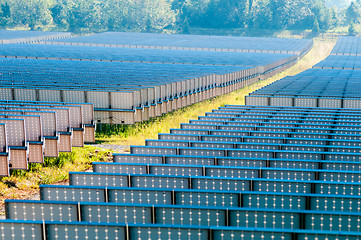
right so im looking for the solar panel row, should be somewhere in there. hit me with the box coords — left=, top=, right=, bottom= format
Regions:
left=91, top=162, right=361, bottom=182
left=0, top=101, right=95, bottom=176
left=0, top=30, right=71, bottom=44
left=7, top=199, right=361, bottom=232
left=314, top=55, right=361, bottom=69
left=1, top=220, right=360, bottom=240
left=114, top=152, right=361, bottom=170
left=0, top=43, right=298, bottom=69
left=246, top=37, right=361, bottom=108
left=35, top=186, right=361, bottom=211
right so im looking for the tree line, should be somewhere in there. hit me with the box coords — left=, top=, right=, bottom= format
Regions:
left=0, top=0, right=359, bottom=35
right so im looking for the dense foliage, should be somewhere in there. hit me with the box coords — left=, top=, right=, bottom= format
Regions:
left=0, top=0, right=359, bottom=34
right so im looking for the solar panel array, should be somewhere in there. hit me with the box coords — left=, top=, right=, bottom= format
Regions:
left=0, top=43, right=297, bottom=68
left=331, top=36, right=361, bottom=56
left=42, top=31, right=313, bottom=56
left=2, top=36, right=361, bottom=239
left=0, top=32, right=312, bottom=124
left=246, top=37, right=361, bottom=108
left=0, top=30, right=71, bottom=44
left=314, top=55, right=361, bottom=69
left=0, top=58, right=258, bottom=124
left=0, top=100, right=95, bottom=176
left=3, top=104, right=361, bottom=239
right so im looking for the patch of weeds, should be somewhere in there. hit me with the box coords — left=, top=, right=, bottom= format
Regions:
left=44, top=152, right=76, bottom=168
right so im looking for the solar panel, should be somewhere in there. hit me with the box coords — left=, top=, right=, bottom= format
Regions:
left=0, top=118, right=27, bottom=170
left=1, top=114, right=44, bottom=163
left=0, top=123, right=9, bottom=176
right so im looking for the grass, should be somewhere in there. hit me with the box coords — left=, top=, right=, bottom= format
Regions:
left=96, top=37, right=336, bottom=148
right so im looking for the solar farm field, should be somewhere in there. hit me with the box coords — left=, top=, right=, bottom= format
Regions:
left=0, top=31, right=311, bottom=176
left=0, top=32, right=361, bottom=239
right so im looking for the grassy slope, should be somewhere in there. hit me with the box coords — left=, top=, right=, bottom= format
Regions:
left=96, top=37, right=336, bottom=148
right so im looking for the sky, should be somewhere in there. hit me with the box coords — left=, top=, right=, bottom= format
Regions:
left=326, top=0, right=353, bottom=9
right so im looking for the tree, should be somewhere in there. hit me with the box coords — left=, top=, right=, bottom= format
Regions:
left=50, top=0, right=68, bottom=29
left=313, top=17, right=320, bottom=35
left=349, top=22, right=358, bottom=35
left=102, top=0, right=130, bottom=31
left=268, top=0, right=287, bottom=29
left=247, top=0, right=270, bottom=29
left=0, top=1, right=10, bottom=26
left=171, top=0, right=190, bottom=33
left=346, top=1, right=361, bottom=24
left=0, top=0, right=344, bottom=34
left=329, top=7, right=340, bottom=28
left=8, top=0, right=53, bottom=30
left=62, top=0, right=105, bottom=33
